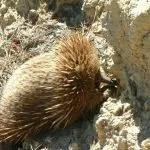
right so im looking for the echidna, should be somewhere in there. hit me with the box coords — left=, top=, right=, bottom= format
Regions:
left=0, top=32, right=114, bottom=143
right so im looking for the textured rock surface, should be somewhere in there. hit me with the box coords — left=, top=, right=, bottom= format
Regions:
left=85, top=0, right=150, bottom=149
left=0, top=0, right=150, bottom=149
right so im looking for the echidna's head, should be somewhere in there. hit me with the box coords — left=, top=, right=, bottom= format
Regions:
left=51, top=32, right=102, bottom=112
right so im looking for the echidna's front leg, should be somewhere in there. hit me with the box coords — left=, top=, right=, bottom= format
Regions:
left=100, top=67, right=119, bottom=85
left=99, top=67, right=119, bottom=95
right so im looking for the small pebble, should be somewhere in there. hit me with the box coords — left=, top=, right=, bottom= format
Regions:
left=0, top=4, right=8, bottom=15
left=28, top=9, right=39, bottom=25
left=141, top=139, right=150, bottom=150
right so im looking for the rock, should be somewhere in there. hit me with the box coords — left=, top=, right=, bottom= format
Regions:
left=141, top=139, right=150, bottom=150
left=69, top=143, right=80, bottom=150
left=3, top=11, right=16, bottom=26
left=28, top=9, right=39, bottom=25
left=104, top=100, right=123, bottom=116
left=16, top=0, right=40, bottom=17
left=118, top=127, right=140, bottom=150
left=144, top=99, right=150, bottom=111
left=83, top=0, right=99, bottom=22
left=0, top=4, right=8, bottom=15
left=91, top=0, right=150, bottom=149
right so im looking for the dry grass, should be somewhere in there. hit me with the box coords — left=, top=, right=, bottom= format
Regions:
left=0, top=17, right=62, bottom=97
left=0, top=32, right=40, bottom=96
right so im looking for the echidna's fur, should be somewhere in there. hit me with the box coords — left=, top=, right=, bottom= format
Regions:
left=0, top=32, right=107, bottom=143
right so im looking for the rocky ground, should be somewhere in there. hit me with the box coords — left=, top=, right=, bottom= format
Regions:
left=0, top=0, right=150, bottom=150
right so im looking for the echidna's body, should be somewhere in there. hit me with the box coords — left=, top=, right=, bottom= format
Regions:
left=0, top=32, right=108, bottom=143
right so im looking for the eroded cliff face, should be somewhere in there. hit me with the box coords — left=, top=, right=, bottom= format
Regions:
left=84, top=0, right=150, bottom=149
left=0, top=0, right=150, bottom=149
left=85, top=0, right=150, bottom=99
